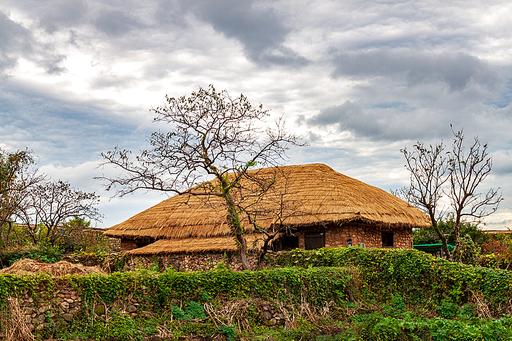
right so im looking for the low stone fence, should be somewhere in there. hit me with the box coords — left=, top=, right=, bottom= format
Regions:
left=126, top=252, right=260, bottom=272
left=63, top=251, right=263, bottom=273
left=15, top=287, right=82, bottom=332
left=1, top=265, right=350, bottom=339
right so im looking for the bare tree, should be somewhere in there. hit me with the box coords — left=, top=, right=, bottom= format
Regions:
left=0, top=149, right=43, bottom=250
left=16, top=180, right=102, bottom=245
left=447, top=128, right=502, bottom=259
left=399, top=128, right=502, bottom=261
left=398, top=141, right=452, bottom=259
left=99, top=85, right=303, bottom=270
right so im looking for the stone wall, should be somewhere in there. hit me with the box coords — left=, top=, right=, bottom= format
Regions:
left=105, top=236, right=121, bottom=252
left=127, top=251, right=259, bottom=272
left=120, top=239, right=138, bottom=252
left=13, top=286, right=83, bottom=332
left=297, top=223, right=413, bottom=250
left=11, top=286, right=146, bottom=334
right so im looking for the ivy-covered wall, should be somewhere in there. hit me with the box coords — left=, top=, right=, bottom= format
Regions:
left=272, top=247, right=512, bottom=316
left=3, top=248, right=512, bottom=340
left=0, top=266, right=353, bottom=336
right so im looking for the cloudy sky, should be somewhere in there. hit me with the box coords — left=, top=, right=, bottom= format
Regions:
left=1, top=0, right=512, bottom=229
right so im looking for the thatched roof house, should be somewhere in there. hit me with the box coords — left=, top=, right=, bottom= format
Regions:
left=104, top=163, right=429, bottom=255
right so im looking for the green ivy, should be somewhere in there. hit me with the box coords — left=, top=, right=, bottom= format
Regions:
left=274, top=247, right=512, bottom=315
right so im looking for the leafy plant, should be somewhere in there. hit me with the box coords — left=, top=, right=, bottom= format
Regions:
left=219, top=325, right=237, bottom=341
left=437, top=301, right=459, bottom=319
left=107, top=312, right=141, bottom=340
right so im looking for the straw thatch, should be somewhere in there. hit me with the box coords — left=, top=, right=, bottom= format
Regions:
left=127, top=234, right=269, bottom=255
left=0, top=259, right=106, bottom=276
left=105, top=164, right=429, bottom=242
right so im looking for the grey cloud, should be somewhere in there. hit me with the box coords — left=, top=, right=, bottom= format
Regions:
left=332, top=50, right=500, bottom=92
left=306, top=101, right=446, bottom=141
left=0, top=11, right=65, bottom=74
left=6, top=0, right=88, bottom=32
left=0, top=12, right=33, bottom=70
left=177, top=0, right=308, bottom=67
left=155, top=0, right=188, bottom=28
left=95, top=10, right=144, bottom=37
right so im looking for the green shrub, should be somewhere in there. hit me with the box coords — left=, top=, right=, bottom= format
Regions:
left=0, top=243, right=63, bottom=267
left=108, top=312, right=140, bottom=340
left=274, top=247, right=512, bottom=316
left=437, top=301, right=459, bottom=319
left=219, top=325, right=237, bottom=341
left=186, top=301, right=206, bottom=319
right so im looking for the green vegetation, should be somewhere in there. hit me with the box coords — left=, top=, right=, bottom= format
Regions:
left=413, top=216, right=489, bottom=247
left=2, top=247, right=512, bottom=340
left=0, top=242, right=63, bottom=267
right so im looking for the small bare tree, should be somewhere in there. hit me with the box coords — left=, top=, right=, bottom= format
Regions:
left=16, top=180, right=102, bottom=245
left=99, top=85, right=303, bottom=270
left=399, top=128, right=502, bottom=260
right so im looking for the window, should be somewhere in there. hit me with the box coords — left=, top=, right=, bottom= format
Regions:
left=305, top=232, right=325, bottom=250
left=281, top=236, right=299, bottom=250
left=382, top=232, right=394, bottom=247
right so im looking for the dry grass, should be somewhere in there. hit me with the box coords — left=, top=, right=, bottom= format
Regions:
left=105, top=163, right=430, bottom=241
left=4, top=297, right=34, bottom=341
left=470, top=289, right=492, bottom=319
left=0, top=258, right=106, bottom=276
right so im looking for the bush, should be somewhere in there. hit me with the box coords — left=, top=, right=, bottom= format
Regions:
left=437, top=301, right=459, bottom=319
left=273, top=247, right=512, bottom=316
left=0, top=242, right=63, bottom=267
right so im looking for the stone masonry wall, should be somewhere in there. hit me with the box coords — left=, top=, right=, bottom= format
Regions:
left=12, top=286, right=147, bottom=334
left=127, top=252, right=259, bottom=272
left=7, top=253, right=259, bottom=334
left=120, top=239, right=138, bottom=252
left=297, top=223, right=413, bottom=249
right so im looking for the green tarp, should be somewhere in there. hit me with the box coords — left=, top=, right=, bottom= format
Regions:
left=413, top=243, right=455, bottom=256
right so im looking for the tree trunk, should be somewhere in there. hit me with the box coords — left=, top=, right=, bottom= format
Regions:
left=235, top=231, right=251, bottom=270
left=431, top=215, right=452, bottom=261
left=5, top=221, right=12, bottom=249
left=222, top=183, right=252, bottom=271
left=452, top=218, right=462, bottom=261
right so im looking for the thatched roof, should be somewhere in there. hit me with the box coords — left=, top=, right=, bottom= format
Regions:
left=127, top=234, right=269, bottom=255
left=105, top=163, right=430, bottom=242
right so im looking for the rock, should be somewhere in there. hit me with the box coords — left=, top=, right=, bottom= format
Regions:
left=38, top=305, right=49, bottom=314
left=62, top=313, right=74, bottom=322
left=260, top=310, right=272, bottom=322
left=140, top=311, right=154, bottom=317
left=127, top=304, right=137, bottom=313
left=60, top=301, right=70, bottom=310
left=33, top=315, right=45, bottom=324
